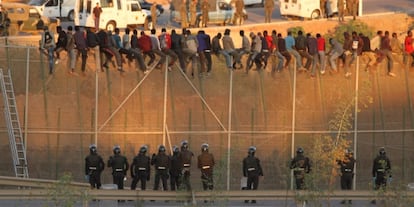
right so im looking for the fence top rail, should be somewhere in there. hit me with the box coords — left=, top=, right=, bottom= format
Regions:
left=0, top=189, right=413, bottom=201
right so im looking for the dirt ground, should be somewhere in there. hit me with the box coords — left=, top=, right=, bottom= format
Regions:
left=0, top=13, right=414, bottom=191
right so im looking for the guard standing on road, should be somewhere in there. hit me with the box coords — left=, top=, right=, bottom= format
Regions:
left=179, top=0, right=188, bottom=28
left=320, top=0, right=326, bottom=18
left=349, top=0, right=358, bottom=20
left=179, top=140, right=194, bottom=191
left=242, top=146, right=263, bottom=204
left=197, top=143, right=215, bottom=191
left=201, top=0, right=210, bottom=27
left=92, top=2, right=102, bottom=31
left=290, top=147, right=311, bottom=190
left=233, top=0, right=244, bottom=26
left=337, top=149, right=356, bottom=204
left=337, top=0, right=345, bottom=22
left=85, top=144, right=105, bottom=189
left=130, top=145, right=151, bottom=190
left=169, top=146, right=183, bottom=191
left=0, top=5, right=10, bottom=36
left=371, top=147, right=392, bottom=204
left=264, top=0, right=274, bottom=23
left=189, top=0, right=197, bottom=27
left=151, top=145, right=170, bottom=191
left=107, top=145, right=129, bottom=190
left=151, top=3, right=158, bottom=28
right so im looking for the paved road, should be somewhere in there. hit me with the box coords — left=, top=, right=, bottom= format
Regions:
left=59, top=0, right=414, bottom=30
left=0, top=199, right=389, bottom=207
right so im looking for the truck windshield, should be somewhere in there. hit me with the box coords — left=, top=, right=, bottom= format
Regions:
left=28, top=0, right=49, bottom=6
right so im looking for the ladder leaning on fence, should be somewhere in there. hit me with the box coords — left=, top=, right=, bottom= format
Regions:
left=0, top=69, right=29, bottom=178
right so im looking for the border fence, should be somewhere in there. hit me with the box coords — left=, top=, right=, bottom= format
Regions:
left=0, top=35, right=414, bottom=192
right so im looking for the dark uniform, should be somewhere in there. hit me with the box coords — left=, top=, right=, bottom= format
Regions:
left=264, top=0, right=274, bottom=23
left=290, top=147, right=311, bottom=190
left=179, top=0, right=188, bottom=28
left=169, top=146, right=183, bottom=191
left=337, top=149, right=355, bottom=204
left=371, top=147, right=392, bottom=204
left=337, top=0, right=345, bottom=22
left=151, top=145, right=170, bottom=191
left=197, top=143, right=215, bottom=190
left=189, top=0, right=197, bottom=27
left=85, top=144, right=105, bottom=189
left=233, top=0, right=244, bottom=26
left=130, top=146, right=151, bottom=190
left=179, top=140, right=194, bottom=191
left=0, top=5, right=10, bottom=36
left=107, top=145, right=129, bottom=190
left=201, top=0, right=210, bottom=27
left=242, top=146, right=263, bottom=204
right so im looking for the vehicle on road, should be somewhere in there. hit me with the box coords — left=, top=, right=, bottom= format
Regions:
left=1, top=2, right=60, bottom=36
left=241, top=0, right=264, bottom=7
left=29, top=0, right=76, bottom=21
left=138, top=0, right=164, bottom=16
left=170, top=0, right=247, bottom=27
left=74, top=0, right=153, bottom=31
left=280, top=0, right=339, bottom=19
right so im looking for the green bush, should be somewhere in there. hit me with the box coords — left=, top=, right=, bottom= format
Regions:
left=288, top=26, right=305, bottom=37
left=333, top=20, right=375, bottom=44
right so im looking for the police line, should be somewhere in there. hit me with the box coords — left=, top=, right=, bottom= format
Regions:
left=1, top=176, right=414, bottom=201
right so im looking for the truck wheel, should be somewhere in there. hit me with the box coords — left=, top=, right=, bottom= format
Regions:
left=311, top=10, right=321, bottom=19
left=67, top=10, right=74, bottom=21
left=144, top=18, right=152, bottom=30
left=8, top=23, right=19, bottom=36
left=106, top=21, right=116, bottom=31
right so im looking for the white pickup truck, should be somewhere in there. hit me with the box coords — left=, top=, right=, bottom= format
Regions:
left=74, top=0, right=153, bottom=31
left=29, top=0, right=76, bottom=21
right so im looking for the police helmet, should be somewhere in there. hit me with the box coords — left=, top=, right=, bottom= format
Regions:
left=248, top=146, right=256, bottom=155
left=139, top=145, right=148, bottom=154
left=89, top=144, right=97, bottom=153
left=201, top=143, right=209, bottom=152
left=296, top=147, right=304, bottom=154
left=379, top=147, right=386, bottom=156
left=113, top=145, right=121, bottom=154
left=158, top=145, right=166, bottom=152
left=181, top=140, right=189, bottom=150
left=173, top=145, right=179, bottom=153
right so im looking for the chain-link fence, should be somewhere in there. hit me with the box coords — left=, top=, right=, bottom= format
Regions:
left=0, top=40, right=413, bottom=191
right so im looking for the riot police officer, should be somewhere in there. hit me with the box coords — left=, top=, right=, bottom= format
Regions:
left=107, top=145, right=129, bottom=190
left=170, top=146, right=182, bottom=191
left=197, top=143, right=215, bottom=191
left=85, top=144, right=105, bottom=189
left=151, top=145, right=170, bottom=191
left=130, top=145, right=151, bottom=190
left=0, top=4, right=10, bottom=36
left=371, top=147, right=392, bottom=204
left=179, top=140, right=194, bottom=191
left=242, top=146, right=263, bottom=204
left=290, top=147, right=311, bottom=190
left=337, top=149, right=355, bottom=204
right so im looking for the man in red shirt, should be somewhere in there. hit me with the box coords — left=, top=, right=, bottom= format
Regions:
left=316, top=33, right=326, bottom=74
left=405, top=31, right=414, bottom=67
left=138, top=31, right=156, bottom=67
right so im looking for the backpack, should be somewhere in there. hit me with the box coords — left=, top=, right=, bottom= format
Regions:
left=186, top=37, right=197, bottom=54
left=58, top=31, right=68, bottom=47
left=44, top=31, right=53, bottom=45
